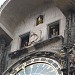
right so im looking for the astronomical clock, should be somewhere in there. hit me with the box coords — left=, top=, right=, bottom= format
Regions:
left=7, top=51, right=63, bottom=75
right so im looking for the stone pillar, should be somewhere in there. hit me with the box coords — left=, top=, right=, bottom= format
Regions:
left=0, top=37, right=6, bottom=75
left=64, top=10, right=75, bottom=48
left=64, top=10, right=75, bottom=75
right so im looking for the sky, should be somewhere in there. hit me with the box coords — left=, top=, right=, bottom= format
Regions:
left=0, top=0, right=6, bottom=7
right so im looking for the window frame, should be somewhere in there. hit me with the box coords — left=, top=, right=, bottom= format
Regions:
left=36, top=15, right=43, bottom=26
left=20, top=32, right=30, bottom=49
left=47, top=20, right=60, bottom=38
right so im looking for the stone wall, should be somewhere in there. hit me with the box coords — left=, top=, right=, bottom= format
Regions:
left=11, top=4, right=66, bottom=52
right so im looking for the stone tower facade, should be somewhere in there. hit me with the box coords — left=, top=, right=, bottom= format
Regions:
left=0, top=0, right=75, bottom=75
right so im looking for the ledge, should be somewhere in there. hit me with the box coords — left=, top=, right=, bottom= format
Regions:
left=8, top=47, right=28, bottom=59
left=8, top=35, right=64, bottom=59
left=34, top=35, right=64, bottom=49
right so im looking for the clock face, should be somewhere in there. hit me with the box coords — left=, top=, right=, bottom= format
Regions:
left=16, top=63, right=59, bottom=75
left=10, top=57, right=63, bottom=75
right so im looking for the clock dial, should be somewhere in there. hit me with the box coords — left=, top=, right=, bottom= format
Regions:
left=17, top=63, right=57, bottom=75
left=10, top=57, right=63, bottom=75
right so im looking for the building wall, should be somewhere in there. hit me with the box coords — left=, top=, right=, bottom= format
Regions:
left=11, top=4, right=66, bottom=52
left=7, top=38, right=63, bottom=71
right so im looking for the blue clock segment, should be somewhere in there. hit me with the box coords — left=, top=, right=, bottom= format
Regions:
left=25, top=63, right=57, bottom=75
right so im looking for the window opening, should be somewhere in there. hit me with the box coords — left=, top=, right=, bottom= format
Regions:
left=36, top=15, right=43, bottom=25
left=48, top=21, right=59, bottom=38
left=20, top=32, right=30, bottom=48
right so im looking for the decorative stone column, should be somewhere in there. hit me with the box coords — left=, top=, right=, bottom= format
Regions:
left=63, top=9, right=75, bottom=75
left=0, top=37, right=6, bottom=75
left=64, top=10, right=75, bottom=48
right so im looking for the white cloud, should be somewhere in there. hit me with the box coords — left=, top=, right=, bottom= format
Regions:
left=0, top=0, right=6, bottom=7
